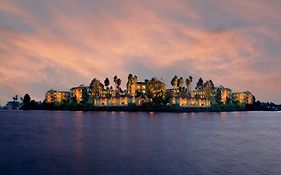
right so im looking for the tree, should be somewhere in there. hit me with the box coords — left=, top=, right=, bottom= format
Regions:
left=145, top=78, right=166, bottom=104
left=12, top=95, right=18, bottom=101
left=196, top=77, right=204, bottom=90
left=185, top=78, right=191, bottom=97
left=70, top=94, right=78, bottom=104
left=126, top=73, right=133, bottom=92
left=204, top=80, right=215, bottom=101
left=177, top=77, right=184, bottom=97
left=104, top=78, right=110, bottom=89
left=128, top=73, right=133, bottom=80
left=117, top=78, right=121, bottom=89
left=90, top=78, right=103, bottom=97
left=171, top=75, right=178, bottom=88
left=23, top=94, right=31, bottom=107
left=188, top=76, right=193, bottom=95
left=215, top=88, right=222, bottom=106
left=114, top=75, right=118, bottom=89
left=116, top=78, right=122, bottom=95
left=177, top=77, right=183, bottom=91
left=171, top=75, right=178, bottom=95
left=82, top=86, right=89, bottom=105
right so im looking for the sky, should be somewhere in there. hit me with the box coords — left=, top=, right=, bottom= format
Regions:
left=0, top=0, right=281, bottom=105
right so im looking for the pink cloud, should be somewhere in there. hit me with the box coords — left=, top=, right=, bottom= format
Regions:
left=0, top=0, right=281, bottom=104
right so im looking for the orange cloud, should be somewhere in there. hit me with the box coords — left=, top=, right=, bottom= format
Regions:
left=0, top=0, right=281, bottom=104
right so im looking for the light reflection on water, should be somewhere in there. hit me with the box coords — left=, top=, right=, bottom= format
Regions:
left=0, top=111, right=280, bottom=175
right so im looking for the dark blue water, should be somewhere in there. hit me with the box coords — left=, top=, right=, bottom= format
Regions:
left=0, top=111, right=280, bottom=175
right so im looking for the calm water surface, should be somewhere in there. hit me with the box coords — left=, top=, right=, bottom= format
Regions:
left=0, top=111, right=280, bottom=175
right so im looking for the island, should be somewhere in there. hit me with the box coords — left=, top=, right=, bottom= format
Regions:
left=3, top=74, right=280, bottom=112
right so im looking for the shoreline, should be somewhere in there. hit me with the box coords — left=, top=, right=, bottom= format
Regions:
left=13, top=104, right=280, bottom=112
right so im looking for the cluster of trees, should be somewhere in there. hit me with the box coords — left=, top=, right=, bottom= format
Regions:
left=7, top=93, right=42, bottom=109
left=253, top=101, right=281, bottom=111
left=170, top=76, right=217, bottom=100
left=87, top=75, right=170, bottom=105
left=171, top=75, right=193, bottom=97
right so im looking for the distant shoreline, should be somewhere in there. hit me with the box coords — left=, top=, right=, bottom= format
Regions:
left=15, top=104, right=279, bottom=113
left=1, top=108, right=278, bottom=113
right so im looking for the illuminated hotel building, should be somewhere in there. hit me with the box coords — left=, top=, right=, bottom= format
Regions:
left=70, top=85, right=86, bottom=103
left=232, top=91, right=254, bottom=105
left=45, top=89, right=70, bottom=103
left=220, top=87, right=232, bottom=104
left=129, top=82, right=146, bottom=96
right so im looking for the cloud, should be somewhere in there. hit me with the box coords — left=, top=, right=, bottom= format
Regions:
left=0, top=0, right=281, bottom=105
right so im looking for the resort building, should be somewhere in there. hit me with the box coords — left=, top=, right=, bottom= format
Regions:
left=129, top=82, right=146, bottom=96
left=232, top=91, right=254, bottom=105
left=191, top=90, right=206, bottom=99
left=216, top=86, right=232, bottom=104
left=45, top=89, right=70, bottom=103
left=70, top=85, right=88, bottom=103
left=94, top=96, right=129, bottom=106
left=177, top=97, right=211, bottom=107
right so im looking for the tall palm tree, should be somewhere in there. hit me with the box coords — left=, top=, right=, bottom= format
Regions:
left=185, top=78, right=190, bottom=98
left=104, top=78, right=110, bottom=89
left=117, top=78, right=121, bottom=88
left=171, top=75, right=178, bottom=90
left=178, top=77, right=183, bottom=90
left=188, top=76, right=192, bottom=97
left=171, top=75, right=178, bottom=98
left=116, top=78, right=121, bottom=95
left=114, top=75, right=118, bottom=88
left=196, top=77, right=204, bottom=90
left=189, top=76, right=192, bottom=90
left=177, top=77, right=183, bottom=96
left=113, top=75, right=118, bottom=95
left=127, top=73, right=133, bottom=93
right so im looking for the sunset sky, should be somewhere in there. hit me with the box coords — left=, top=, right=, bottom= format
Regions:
left=0, top=0, right=281, bottom=104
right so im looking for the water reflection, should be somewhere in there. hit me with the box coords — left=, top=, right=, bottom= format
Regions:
left=73, top=111, right=84, bottom=158
left=0, top=111, right=280, bottom=175
left=220, top=112, right=227, bottom=128
left=50, top=112, right=64, bottom=153
left=148, top=111, right=155, bottom=117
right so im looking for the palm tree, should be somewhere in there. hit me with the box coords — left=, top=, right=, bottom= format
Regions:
left=104, top=78, right=110, bottom=98
left=171, top=75, right=178, bottom=92
left=116, top=78, right=122, bottom=96
left=90, top=78, right=96, bottom=97
left=128, top=73, right=133, bottom=80
left=171, top=75, right=178, bottom=102
left=113, top=75, right=118, bottom=96
left=117, top=78, right=121, bottom=88
left=185, top=78, right=191, bottom=98
left=104, top=78, right=110, bottom=90
left=178, top=77, right=183, bottom=90
left=189, top=76, right=192, bottom=92
left=114, top=75, right=118, bottom=88
left=186, top=76, right=193, bottom=97
left=204, top=80, right=215, bottom=101
left=127, top=73, right=133, bottom=93
left=177, top=77, right=183, bottom=97
left=196, top=77, right=204, bottom=90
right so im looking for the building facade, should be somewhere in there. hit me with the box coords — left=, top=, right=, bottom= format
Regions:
left=232, top=91, right=254, bottom=105
left=45, top=89, right=70, bottom=103
left=70, top=85, right=88, bottom=103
